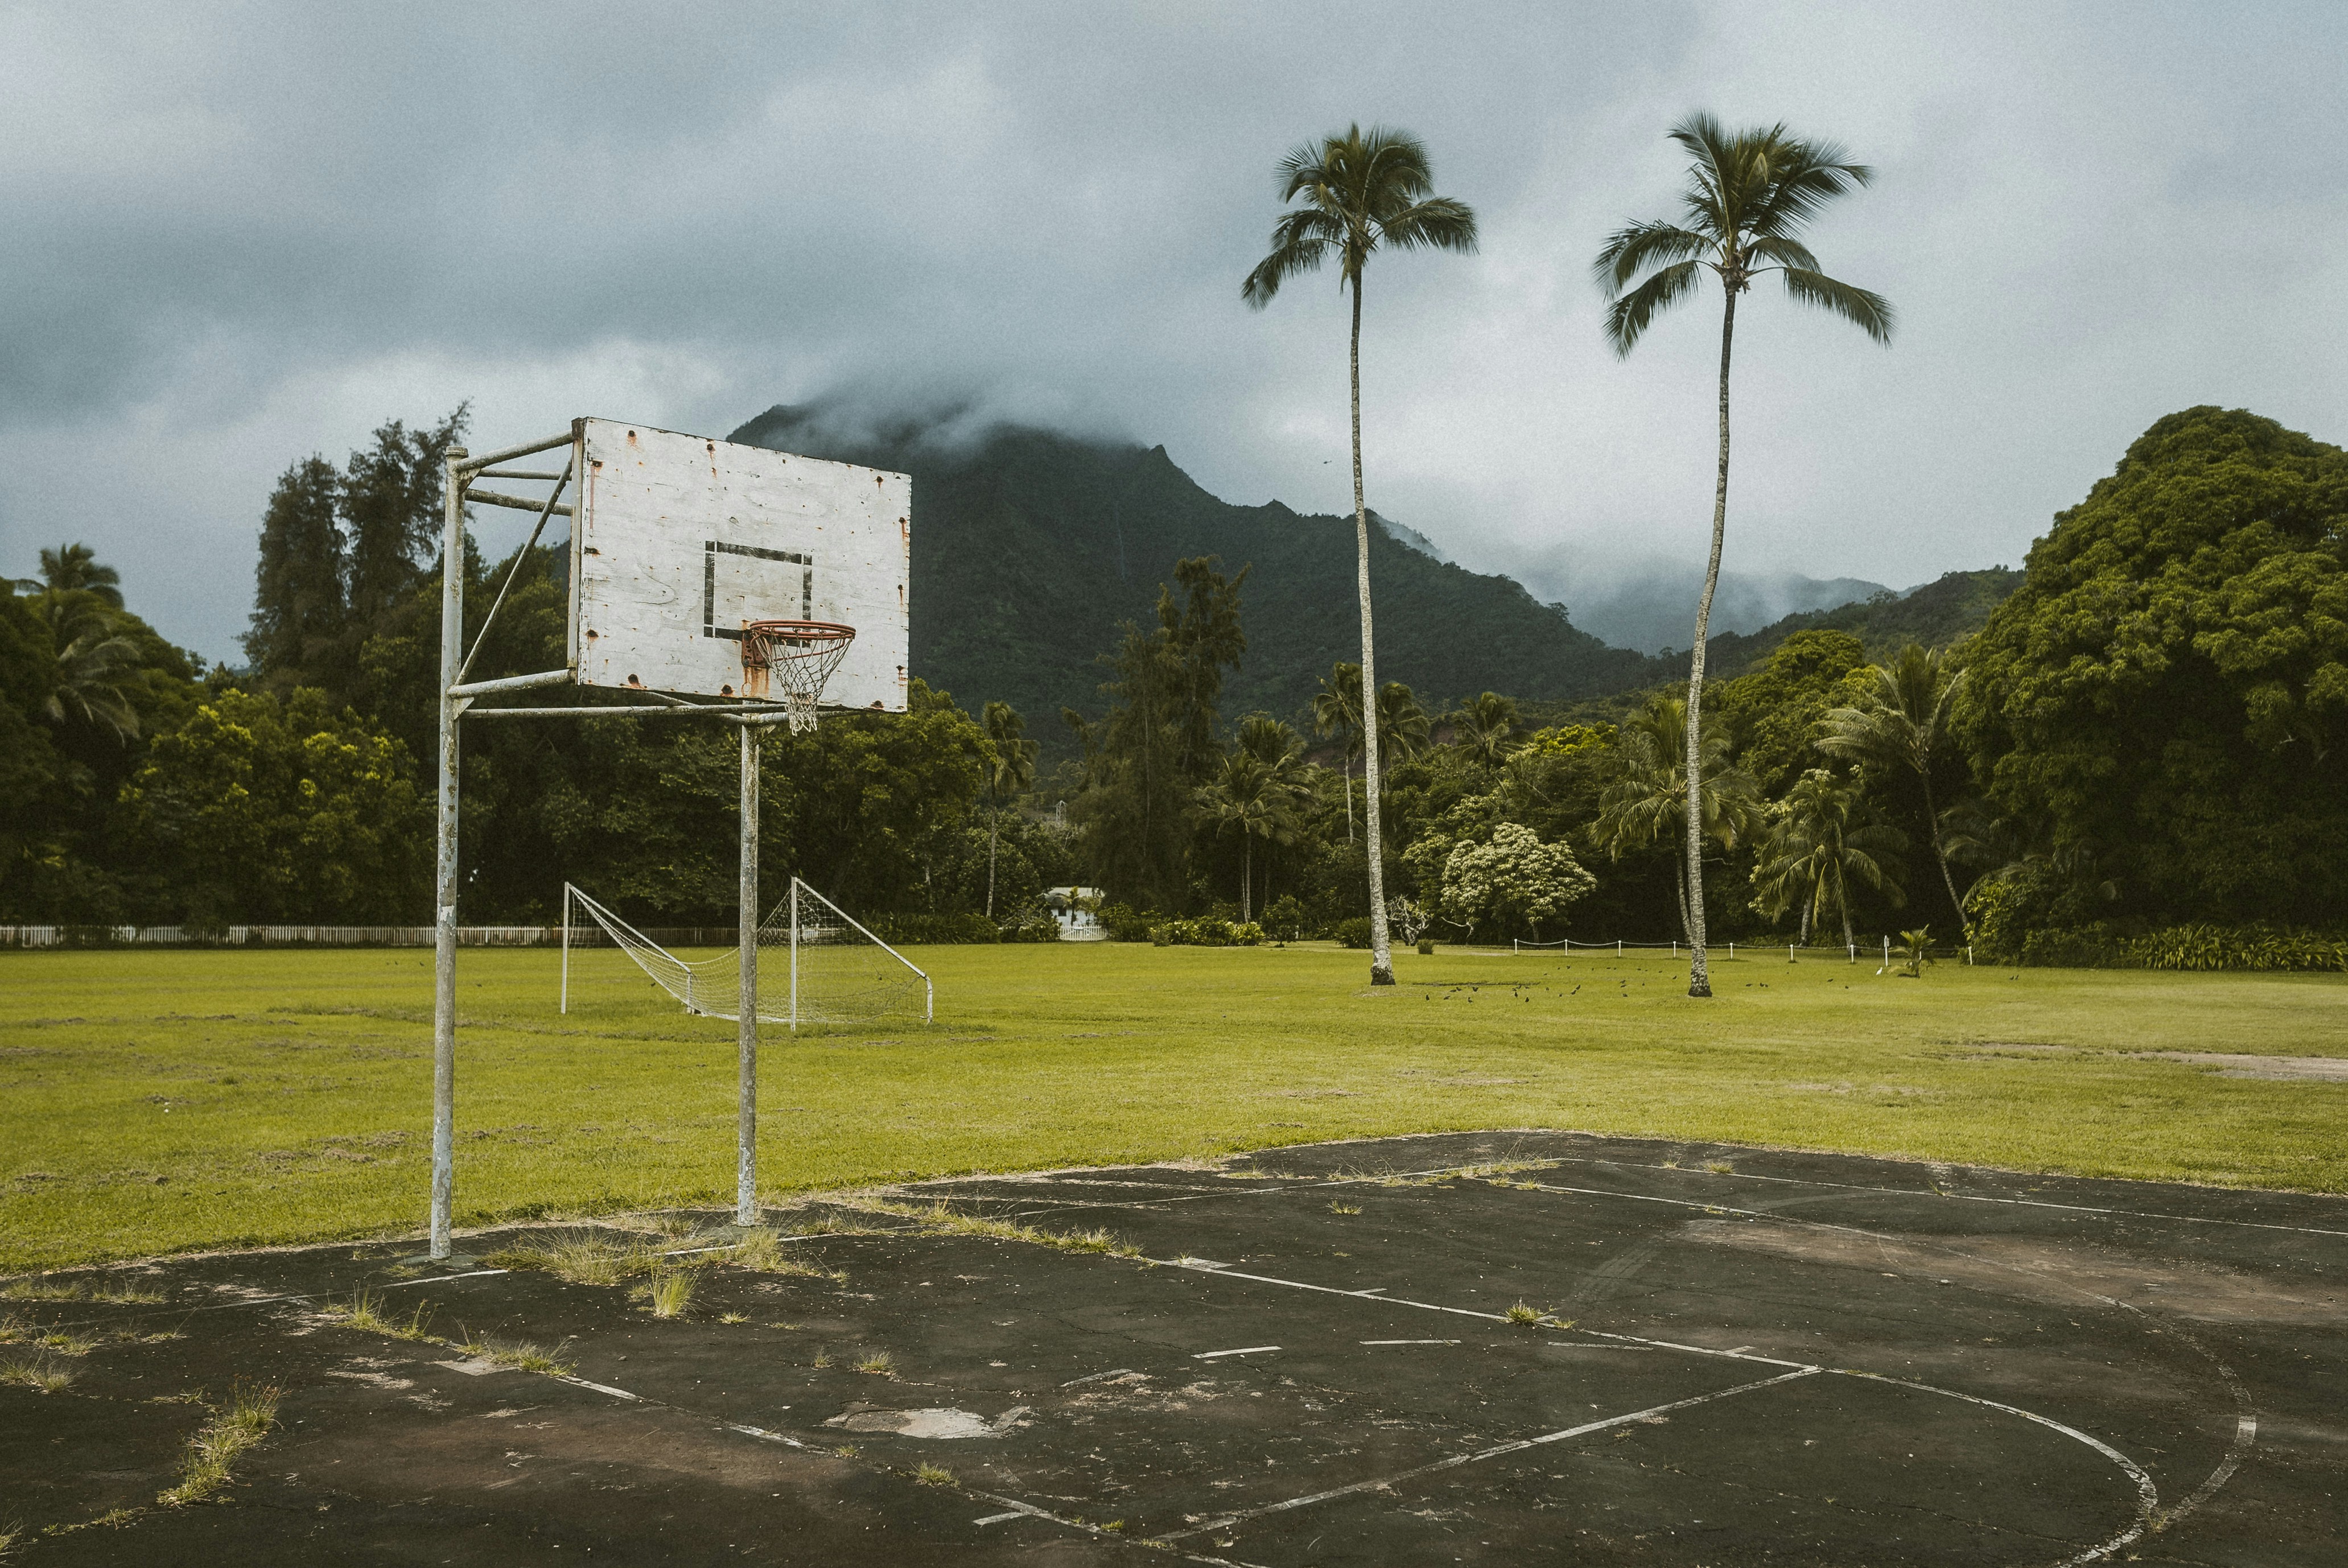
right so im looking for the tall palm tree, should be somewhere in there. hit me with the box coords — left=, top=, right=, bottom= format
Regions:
left=1753, top=769, right=1907, bottom=948
left=1590, top=693, right=1761, bottom=942
left=1374, top=680, right=1431, bottom=770
left=1593, top=113, right=1892, bottom=997
left=1311, top=662, right=1365, bottom=842
left=981, top=700, right=1038, bottom=920
left=1246, top=123, right=1477, bottom=985
left=1815, top=643, right=1969, bottom=935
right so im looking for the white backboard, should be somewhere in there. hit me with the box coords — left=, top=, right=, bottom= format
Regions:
left=570, top=419, right=909, bottom=709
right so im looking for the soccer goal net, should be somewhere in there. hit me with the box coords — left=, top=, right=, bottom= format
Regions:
left=562, top=878, right=930, bottom=1029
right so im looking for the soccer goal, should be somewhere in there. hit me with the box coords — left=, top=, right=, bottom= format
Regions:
left=562, top=880, right=929, bottom=1029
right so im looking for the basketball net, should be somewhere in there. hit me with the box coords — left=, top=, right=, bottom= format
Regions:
left=741, top=620, right=855, bottom=732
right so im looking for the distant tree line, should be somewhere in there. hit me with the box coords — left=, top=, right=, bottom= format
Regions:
left=2, top=405, right=2338, bottom=968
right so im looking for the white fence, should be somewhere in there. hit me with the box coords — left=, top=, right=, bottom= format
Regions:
left=1509, top=936, right=1974, bottom=963
left=0, top=924, right=739, bottom=951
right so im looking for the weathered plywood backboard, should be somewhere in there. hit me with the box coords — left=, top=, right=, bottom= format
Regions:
left=570, top=420, right=909, bottom=708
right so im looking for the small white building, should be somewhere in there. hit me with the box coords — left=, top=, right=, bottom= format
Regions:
left=1044, top=886, right=1106, bottom=940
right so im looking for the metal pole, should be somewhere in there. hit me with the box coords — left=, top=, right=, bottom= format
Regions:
left=560, top=884, right=570, bottom=1014
left=789, top=877, right=800, bottom=1033
left=430, top=447, right=468, bottom=1260
left=736, top=721, right=759, bottom=1227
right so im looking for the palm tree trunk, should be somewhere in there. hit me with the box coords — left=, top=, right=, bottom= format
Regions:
left=1682, top=288, right=1736, bottom=999
left=1837, top=865, right=1855, bottom=950
left=1921, top=773, right=1966, bottom=938
left=986, top=804, right=999, bottom=920
left=1345, top=756, right=1356, bottom=842
left=1674, top=866, right=1692, bottom=944
left=1798, top=894, right=1811, bottom=946
left=1351, top=274, right=1393, bottom=985
left=1242, top=833, right=1252, bottom=923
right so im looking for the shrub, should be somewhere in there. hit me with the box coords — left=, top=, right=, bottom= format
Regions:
left=868, top=913, right=999, bottom=945
left=1148, top=916, right=1263, bottom=947
left=1098, top=903, right=1157, bottom=942
left=999, top=904, right=1062, bottom=943
left=1333, top=917, right=1373, bottom=950
left=1259, top=894, right=1310, bottom=942
left=1415, top=939, right=1435, bottom=956
left=2005, top=922, right=2348, bottom=972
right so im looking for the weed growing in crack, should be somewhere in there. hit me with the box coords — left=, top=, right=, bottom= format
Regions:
left=852, top=1351, right=895, bottom=1375
left=158, top=1381, right=279, bottom=1505
left=913, top=1464, right=954, bottom=1487
left=792, top=1214, right=897, bottom=1238
left=725, top=1229, right=846, bottom=1282
left=811, top=1351, right=835, bottom=1369
left=632, top=1270, right=697, bottom=1319
left=844, top=1199, right=1141, bottom=1258
left=1328, top=1201, right=1362, bottom=1215
left=1504, top=1301, right=1543, bottom=1326
left=1705, top=1161, right=1735, bottom=1175
left=718, top=1313, right=749, bottom=1325
left=832, top=1443, right=860, bottom=1458
left=483, top=1233, right=685, bottom=1287
left=0, top=1519, right=19, bottom=1560
left=323, top=1289, right=436, bottom=1342
left=457, top=1335, right=576, bottom=1375
left=0, top=1355, right=73, bottom=1393
left=1, top=1280, right=166, bottom=1306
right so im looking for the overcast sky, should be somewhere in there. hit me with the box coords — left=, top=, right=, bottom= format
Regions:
left=6, top=1, right=2343, bottom=662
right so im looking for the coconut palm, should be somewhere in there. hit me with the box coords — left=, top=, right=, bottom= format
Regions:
left=981, top=700, right=1038, bottom=920
left=1246, top=123, right=1477, bottom=985
left=1816, top=643, right=1970, bottom=936
left=1373, top=680, right=1431, bottom=771
left=1593, top=113, right=1892, bottom=996
left=1753, top=769, right=1907, bottom=949
left=1311, top=662, right=1365, bottom=842
left=1590, top=693, right=1761, bottom=942
left=1452, top=691, right=1520, bottom=768
left=1192, top=750, right=1305, bottom=922
left=37, top=542, right=125, bottom=608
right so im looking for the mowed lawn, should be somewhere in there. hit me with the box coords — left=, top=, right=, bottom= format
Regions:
left=4, top=942, right=2345, bottom=1272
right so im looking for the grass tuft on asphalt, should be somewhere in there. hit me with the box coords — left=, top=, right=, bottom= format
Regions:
left=3, top=942, right=2345, bottom=1272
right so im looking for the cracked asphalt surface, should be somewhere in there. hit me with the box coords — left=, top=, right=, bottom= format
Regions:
left=5, top=1130, right=2342, bottom=1565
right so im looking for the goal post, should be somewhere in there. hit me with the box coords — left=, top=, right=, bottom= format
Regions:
left=561, top=880, right=930, bottom=1030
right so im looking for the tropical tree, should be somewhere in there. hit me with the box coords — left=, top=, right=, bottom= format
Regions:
left=1373, top=680, right=1432, bottom=773
left=1191, top=750, right=1304, bottom=922
left=1815, top=643, right=1970, bottom=936
left=1436, top=822, right=1596, bottom=943
left=1752, top=768, right=1907, bottom=948
left=1246, top=123, right=1478, bottom=985
left=36, top=543, right=124, bottom=608
left=1593, top=113, right=1892, bottom=996
left=1590, top=692, right=1761, bottom=942
left=981, top=700, right=1038, bottom=919
left=1452, top=691, right=1520, bottom=768
left=1312, top=662, right=1365, bottom=841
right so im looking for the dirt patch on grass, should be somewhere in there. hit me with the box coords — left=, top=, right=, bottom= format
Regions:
left=2133, top=1052, right=2348, bottom=1082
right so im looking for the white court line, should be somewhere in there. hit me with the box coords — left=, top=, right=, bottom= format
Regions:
left=1153, top=1252, right=2163, bottom=1560
left=1194, top=1345, right=1280, bottom=1359
left=1361, top=1339, right=1459, bottom=1345
left=1154, top=1369, right=1819, bottom=1544
left=1550, top=1155, right=2348, bottom=1240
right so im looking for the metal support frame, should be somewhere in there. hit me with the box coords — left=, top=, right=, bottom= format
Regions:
left=736, top=720, right=760, bottom=1226
left=429, top=425, right=798, bottom=1260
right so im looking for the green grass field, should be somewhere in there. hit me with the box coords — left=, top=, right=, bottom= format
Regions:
left=5, top=942, right=2345, bottom=1273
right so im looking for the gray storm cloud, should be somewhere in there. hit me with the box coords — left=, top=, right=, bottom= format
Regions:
left=3, top=0, right=2343, bottom=660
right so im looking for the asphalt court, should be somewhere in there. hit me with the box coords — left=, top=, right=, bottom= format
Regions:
left=6, top=1130, right=2343, bottom=1565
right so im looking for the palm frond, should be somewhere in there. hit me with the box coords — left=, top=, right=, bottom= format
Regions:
left=1747, top=144, right=1874, bottom=237
left=1591, top=221, right=1712, bottom=295
left=1601, top=259, right=1703, bottom=357
left=1379, top=196, right=1478, bottom=254
left=1243, top=211, right=1340, bottom=307
left=1781, top=268, right=1894, bottom=344
left=1743, top=234, right=1820, bottom=273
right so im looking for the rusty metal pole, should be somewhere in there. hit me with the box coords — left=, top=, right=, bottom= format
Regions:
left=736, top=720, right=759, bottom=1226
left=430, top=448, right=468, bottom=1260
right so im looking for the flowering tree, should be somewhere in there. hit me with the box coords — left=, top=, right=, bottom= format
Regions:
left=1436, top=823, right=1596, bottom=943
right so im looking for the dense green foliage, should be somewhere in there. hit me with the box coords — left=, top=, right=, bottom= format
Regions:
left=1960, top=407, right=2348, bottom=931
left=5, top=403, right=2338, bottom=971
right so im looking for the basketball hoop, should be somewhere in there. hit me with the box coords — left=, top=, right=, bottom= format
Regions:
left=742, top=620, right=856, bottom=732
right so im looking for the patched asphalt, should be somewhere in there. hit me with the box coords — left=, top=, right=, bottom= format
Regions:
left=4, top=1130, right=2343, bottom=1565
